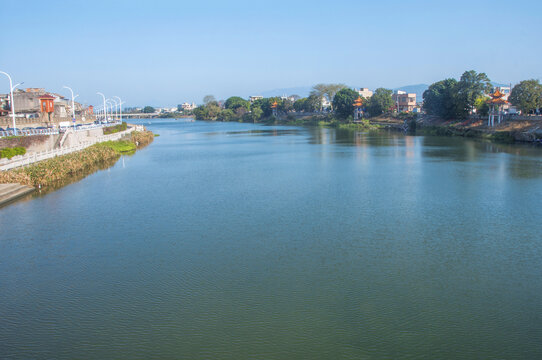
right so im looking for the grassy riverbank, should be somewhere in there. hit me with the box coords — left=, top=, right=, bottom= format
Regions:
left=0, top=130, right=155, bottom=188
left=258, top=114, right=381, bottom=131
left=416, top=116, right=542, bottom=143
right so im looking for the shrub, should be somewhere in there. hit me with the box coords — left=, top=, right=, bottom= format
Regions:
left=0, top=146, right=26, bottom=159
left=103, top=121, right=128, bottom=135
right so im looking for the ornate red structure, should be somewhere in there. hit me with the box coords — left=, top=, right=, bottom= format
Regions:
left=39, top=94, right=55, bottom=113
left=39, top=94, right=55, bottom=125
left=353, top=97, right=364, bottom=121
left=487, top=89, right=508, bottom=126
left=271, top=101, right=278, bottom=117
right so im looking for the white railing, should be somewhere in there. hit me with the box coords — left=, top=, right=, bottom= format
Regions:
left=0, top=128, right=60, bottom=138
left=0, top=121, right=122, bottom=138
left=0, top=127, right=135, bottom=171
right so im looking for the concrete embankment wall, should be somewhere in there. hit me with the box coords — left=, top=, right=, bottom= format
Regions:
left=0, top=127, right=106, bottom=153
left=0, top=114, right=97, bottom=128
left=63, top=128, right=105, bottom=148
left=0, top=134, right=59, bottom=153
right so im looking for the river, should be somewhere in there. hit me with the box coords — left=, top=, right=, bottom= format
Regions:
left=1, top=118, right=542, bottom=359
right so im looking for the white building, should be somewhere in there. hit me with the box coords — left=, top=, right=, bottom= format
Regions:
left=356, top=88, right=373, bottom=98
left=392, top=91, right=417, bottom=112
left=249, top=96, right=263, bottom=103
left=321, top=96, right=331, bottom=110
left=181, top=102, right=196, bottom=111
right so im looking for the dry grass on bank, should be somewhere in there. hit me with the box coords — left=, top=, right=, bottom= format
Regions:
left=0, top=144, right=119, bottom=187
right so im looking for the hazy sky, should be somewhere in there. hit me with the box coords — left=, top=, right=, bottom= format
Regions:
left=1, top=0, right=540, bottom=107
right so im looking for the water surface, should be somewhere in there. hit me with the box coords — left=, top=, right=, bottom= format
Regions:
left=1, top=119, right=542, bottom=359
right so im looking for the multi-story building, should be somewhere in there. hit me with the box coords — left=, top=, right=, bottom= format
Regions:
left=0, top=88, right=90, bottom=122
left=321, top=96, right=331, bottom=110
left=181, top=102, right=196, bottom=111
left=249, top=96, right=263, bottom=103
left=392, top=91, right=417, bottom=112
left=356, top=88, right=373, bottom=98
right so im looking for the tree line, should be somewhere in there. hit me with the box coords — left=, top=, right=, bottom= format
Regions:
left=423, top=70, right=542, bottom=119
left=192, top=84, right=396, bottom=123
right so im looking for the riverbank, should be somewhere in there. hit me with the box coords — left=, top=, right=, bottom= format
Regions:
left=0, top=130, right=154, bottom=189
left=416, top=115, right=542, bottom=144
left=256, top=114, right=381, bottom=131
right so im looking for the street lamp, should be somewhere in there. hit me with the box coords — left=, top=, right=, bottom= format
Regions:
left=108, top=98, right=119, bottom=122
left=113, top=96, right=122, bottom=122
left=0, top=71, right=21, bottom=135
left=106, top=99, right=115, bottom=121
left=97, top=92, right=107, bottom=122
left=63, top=86, right=79, bottom=130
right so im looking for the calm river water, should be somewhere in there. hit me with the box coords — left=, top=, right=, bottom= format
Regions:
left=1, top=119, right=542, bottom=359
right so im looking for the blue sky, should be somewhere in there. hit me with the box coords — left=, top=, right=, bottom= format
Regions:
left=1, top=0, right=540, bottom=107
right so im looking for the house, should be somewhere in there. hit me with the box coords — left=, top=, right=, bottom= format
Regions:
left=321, top=96, right=331, bottom=110
left=356, top=88, right=373, bottom=98
left=249, top=96, right=263, bottom=103
left=392, top=91, right=416, bottom=112
left=2, top=88, right=82, bottom=118
left=181, top=102, right=196, bottom=111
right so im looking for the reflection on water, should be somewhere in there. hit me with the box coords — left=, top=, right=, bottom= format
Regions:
left=32, top=157, right=122, bottom=196
left=1, top=119, right=542, bottom=359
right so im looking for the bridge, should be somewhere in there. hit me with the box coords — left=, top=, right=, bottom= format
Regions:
left=120, top=113, right=161, bottom=118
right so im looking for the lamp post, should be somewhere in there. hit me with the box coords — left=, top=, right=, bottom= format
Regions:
left=97, top=92, right=107, bottom=122
left=108, top=98, right=119, bottom=122
left=106, top=99, right=114, bottom=122
left=114, top=96, right=122, bottom=122
left=0, top=71, right=19, bottom=135
left=63, top=86, right=79, bottom=131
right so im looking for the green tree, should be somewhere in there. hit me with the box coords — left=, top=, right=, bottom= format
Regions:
left=509, top=79, right=542, bottom=114
left=225, top=96, right=251, bottom=111
left=203, top=95, right=216, bottom=105
left=279, top=99, right=294, bottom=113
left=306, top=94, right=322, bottom=112
left=333, top=88, right=359, bottom=119
left=366, top=88, right=393, bottom=117
left=310, top=83, right=347, bottom=111
left=143, top=106, right=155, bottom=113
left=455, top=70, right=491, bottom=118
left=217, top=109, right=235, bottom=122
left=244, top=106, right=263, bottom=122
left=474, top=96, right=490, bottom=117
left=192, top=105, right=208, bottom=120
left=206, top=102, right=221, bottom=119
left=254, top=97, right=282, bottom=117
left=293, top=98, right=307, bottom=112
left=422, top=79, right=460, bottom=119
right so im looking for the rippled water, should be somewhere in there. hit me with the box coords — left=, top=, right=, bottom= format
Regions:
left=1, top=119, right=542, bottom=359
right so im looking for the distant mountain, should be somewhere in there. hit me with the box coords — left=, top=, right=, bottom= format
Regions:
left=256, top=84, right=432, bottom=101
left=393, top=84, right=429, bottom=101
left=257, top=86, right=313, bottom=98
left=491, top=82, right=510, bottom=88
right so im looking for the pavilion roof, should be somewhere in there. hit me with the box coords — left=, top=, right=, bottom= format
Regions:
left=38, top=94, right=56, bottom=100
left=490, top=89, right=506, bottom=99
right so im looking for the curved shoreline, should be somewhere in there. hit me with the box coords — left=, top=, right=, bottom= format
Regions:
left=0, top=130, right=155, bottom=191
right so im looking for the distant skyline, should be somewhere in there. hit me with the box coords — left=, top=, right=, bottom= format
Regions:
left=1, top=0, right=540, bottom=107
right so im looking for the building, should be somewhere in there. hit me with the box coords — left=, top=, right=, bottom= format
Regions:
left=249, top=96, right=263, bottom=103
left=181, top=102, right=196, bottom=111
left=392, top=91, right=417, bottom=112
left=495, top=86, right=511, bottom=101
left=0, top=88, right=93, bottom=124
left=356, top=88, right=373, bottom=98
